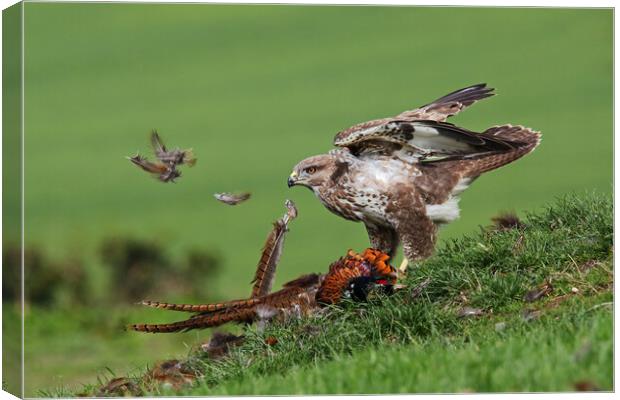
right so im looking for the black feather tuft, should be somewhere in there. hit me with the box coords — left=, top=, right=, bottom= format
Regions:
left=426, top=83, right=495, bottom=107
left=491, top=212, right=526, bottom=230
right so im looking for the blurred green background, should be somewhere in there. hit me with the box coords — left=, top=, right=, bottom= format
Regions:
left=4, top=3, right=612, bottom=396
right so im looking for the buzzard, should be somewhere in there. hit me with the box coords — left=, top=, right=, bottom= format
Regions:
left=288, top=83, right=541, bottom=263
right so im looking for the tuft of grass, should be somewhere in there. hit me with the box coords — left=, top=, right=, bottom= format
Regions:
left=59, top=193, right=613, bottom=396
left=202, top=296, right=613, bottom=395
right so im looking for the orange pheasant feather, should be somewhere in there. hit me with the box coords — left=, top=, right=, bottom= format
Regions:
left=316, top=248, right=397, bottom=305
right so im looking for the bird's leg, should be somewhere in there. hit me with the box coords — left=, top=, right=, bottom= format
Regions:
left=383, top=257, right=408, bottom=292
left=393, top=211, right=437, bottom=268
left=398, top=257, right=409, bottom=276
left=364, top=223, right=399, bottom=261
left=255, top=305, right=278, bottom=333
left=392, top=283, right=407, bottom=292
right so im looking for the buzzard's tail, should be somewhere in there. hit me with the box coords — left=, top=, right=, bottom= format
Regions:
left=459, top=124, right=541, bottom=178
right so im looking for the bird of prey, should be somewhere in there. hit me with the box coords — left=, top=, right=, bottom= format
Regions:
left=128, top=130, right=196, bottom=183
left=128, top=200, right=397, bottom=333
left=288, top=83, right=541, bottom=263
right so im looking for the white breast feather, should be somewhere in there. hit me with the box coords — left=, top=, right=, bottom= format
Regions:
left=425, top=178, right=472, bottom=223
left=360, top=158, right=412, bottom=187
left=426, top=197, right=460, bottom=223
left=451, top=177, right=472, bottom=196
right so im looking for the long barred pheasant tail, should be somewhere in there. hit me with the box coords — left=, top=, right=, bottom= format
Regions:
left=250, top=200, right=298, bottom=298
left=129, top=300, right=258, bottom=333
left=138, top=298, right=261, bottom=313
left=130, top=297, right=262, bottom=333
left=128, top=274, right=321, bottom=333
left=129, top=308, right=257, bottom=333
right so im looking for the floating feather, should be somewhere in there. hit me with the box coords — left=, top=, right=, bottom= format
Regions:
left=213, top=192, right=252, bottom=205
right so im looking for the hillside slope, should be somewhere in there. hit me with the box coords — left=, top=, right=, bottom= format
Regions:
left=57, top=193, right=613, bottom=396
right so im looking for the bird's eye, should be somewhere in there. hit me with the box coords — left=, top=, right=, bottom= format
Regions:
left=305, top=167, right=317, bottom=174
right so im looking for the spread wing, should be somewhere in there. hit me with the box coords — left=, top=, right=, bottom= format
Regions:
left=127, top=154, right=168, bottom=174
left=340, top=120, right=515, bottom=162
left=333, top=84, right=498, bottom=162
left=150, top=130, right=167, bottom=157
left=396, top=83, right=494, bottom=122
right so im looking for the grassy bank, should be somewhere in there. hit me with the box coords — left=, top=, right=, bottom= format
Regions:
left=53, top=193, right=612, bottom=396
left=206, top=298, right=612, bottom=394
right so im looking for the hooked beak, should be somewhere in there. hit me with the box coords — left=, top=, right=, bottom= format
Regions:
left=287, top=171, right=298, bottom=188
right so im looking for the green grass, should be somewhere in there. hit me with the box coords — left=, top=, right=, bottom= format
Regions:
left=206, top=301, right=613, bottom=395
left=7, top=3, right=613, bottom=395
left=54, top=192, right=612, bottom=396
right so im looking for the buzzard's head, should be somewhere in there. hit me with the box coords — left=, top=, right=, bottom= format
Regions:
left=288, top=154, right=338, bottom=191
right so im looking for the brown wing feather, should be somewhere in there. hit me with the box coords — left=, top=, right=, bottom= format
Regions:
left=281, top=273, right=321, bottom=289
left=333, top=84, right=495, bottom=152
left=150, top=130, right=167, bottom=155
left=127, top=155, right=168, bottom=174
left=397, top=83, right=495, bottom=121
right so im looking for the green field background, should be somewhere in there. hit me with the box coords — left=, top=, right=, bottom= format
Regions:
left=10, top=3, right=613, bottom=395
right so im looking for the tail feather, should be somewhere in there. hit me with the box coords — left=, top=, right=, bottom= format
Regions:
left=484, top=124, right=541, bottom=145
left=251, top=220, right=287, bottom=298
left=129, top=308, right=256, bottom=333
left=461, top=124, right=541, bottom=177
left=139, top=298, right=260, bottom=313
left=250, top=200, right=298, bottom=298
